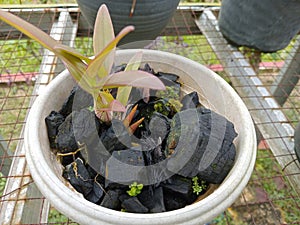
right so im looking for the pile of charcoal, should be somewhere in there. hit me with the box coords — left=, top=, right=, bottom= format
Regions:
left=45, top=64, right=237, bottom=213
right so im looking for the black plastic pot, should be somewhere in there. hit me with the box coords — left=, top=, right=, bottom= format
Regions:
left=218, top=0, right=300, bottom=52
left=76, top=0, right=180, bottom=46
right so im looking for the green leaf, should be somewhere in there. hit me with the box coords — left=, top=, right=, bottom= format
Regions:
left=95, top=91, right=124, bottom=110
left=116, top=51, right=143, bottom=106
left=0, top=9, right=57, bottom=51
left=95, top=91, right=115, bottom=109
left=127, top=182, right=143, bottom=197
left=137, top=183, right=143, bottom=190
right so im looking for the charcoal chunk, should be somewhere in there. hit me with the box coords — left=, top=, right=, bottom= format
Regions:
left=165, top=109, right=202, bottom=175
left=138, top=187, right=165, bottom=213
left=59, top=85, right=93, bottom=117
left=181, top=91, right=201, bottom=110
left=56, top=112, right=78, bottom=153
left=142, top=63, right=155, bottom=75
left=161, top=175, right=192, bottom=196
left=85, top=181, right=105, bottom=204
left=111, top=148, right=145, bottom=166
left=141, top=136, right=165, bottom=166
left=72, top=108, right=108, bottom=174
left=196, top=108, right=237, bottom=184
left=72, top=110, right=131, bottom=175
left=163, top=189, right=188, bottom=211
left=197, top=141, right=236, bottom=184
left=72, top=108, right=101, bottom=143
left=63, top=158, right=93, bottom=198
left=149, top=112, right=170, bottom=141
left=100, top=119, right=131, bottom=153
left=162, top=175, right=198, bottom=207
left=45, top=111, right=65, bottom=149
left=100, top=189, right=123, bottom=210
left=121, top=196, right=149, bottom=213
left=105, top=147, right=146, bottom=186
left=130, top=97, right=172, bottom=138
left=166, top=107, right=237, bottom=184
left=156, top=71, right=179, bottom=83
left=111, top=64, right=126, bottom=73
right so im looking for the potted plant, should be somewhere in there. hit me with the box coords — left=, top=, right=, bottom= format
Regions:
left=218, top=0, right=300, bottom=52
left=0, top=5, right=257, bottom=225
left=76, top=0, right=180, bottom=46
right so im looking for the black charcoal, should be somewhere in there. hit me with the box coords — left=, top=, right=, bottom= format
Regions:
left=121, top=196, right=149, bottom=213
left=56, top=112, right=78, bottom=153
left=181, top=91, right=201, bottom=110
left=99, top=119, right=131, bottom=153
left=63, top=158, right=93, bottom=198
left=45, top=111, right=65, bottom=149
left=59, top=85, right=93, bottom=117
left=100, top=189, right=123, bottom=210
left=138, top=187, right=166, bottom=213
left=166, top=107, right=237, bottom=184
left=148, top=112, right=170, bottom=141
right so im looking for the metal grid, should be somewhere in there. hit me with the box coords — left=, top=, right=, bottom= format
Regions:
left=0, top=5, right=300, bottom=225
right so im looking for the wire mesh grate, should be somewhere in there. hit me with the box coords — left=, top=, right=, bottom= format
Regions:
left=0, top=5, right=299, bottom=225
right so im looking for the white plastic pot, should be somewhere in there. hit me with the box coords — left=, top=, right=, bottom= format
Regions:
left=25, top=49, right=256, bottom=225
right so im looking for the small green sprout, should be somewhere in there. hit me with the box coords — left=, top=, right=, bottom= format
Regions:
left=192, top=176, right=207, bottom=195
left=87, top=105, right=94, bottom=112
left=127, top=181, right=143, bottom=197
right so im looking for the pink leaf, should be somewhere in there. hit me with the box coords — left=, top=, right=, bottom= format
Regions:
left=101, top=70, right=166, bottom=90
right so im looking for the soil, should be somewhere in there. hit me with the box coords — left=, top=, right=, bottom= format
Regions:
left=228, top=186, right=285, bottom=224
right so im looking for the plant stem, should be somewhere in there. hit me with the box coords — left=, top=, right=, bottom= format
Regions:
left=129, top=0, right=137, bottom=17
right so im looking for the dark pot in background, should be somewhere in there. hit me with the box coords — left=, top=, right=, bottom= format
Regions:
left=295, top=122, right=300, bottom=162
left=218, top=0, right=300, bottom=52
left=76, top=0, right=180, bottom=46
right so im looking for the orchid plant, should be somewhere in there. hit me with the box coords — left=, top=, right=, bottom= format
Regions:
left=0, top=5, right=165, bottom=128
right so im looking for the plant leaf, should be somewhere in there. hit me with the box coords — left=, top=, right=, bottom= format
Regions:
left=93, top=4, right=116, bottom=81
left=93, top=4, right=115, bottom=54
left=109, top=99, right=126, bottom=112
left=53, top=48, right=93, bottom=93
left=116, top=51, right=143, bottom=106
left=55, top=44, right=91, bottom=63
left=95, top=91, right=115, bottom=109
left=101, top=70, right=166, bottom=90
left=95, top=91, right=126, bottom=121
left=0, top=9, right=57, bottom=51
left=87, top=25, right=135, bottom=80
